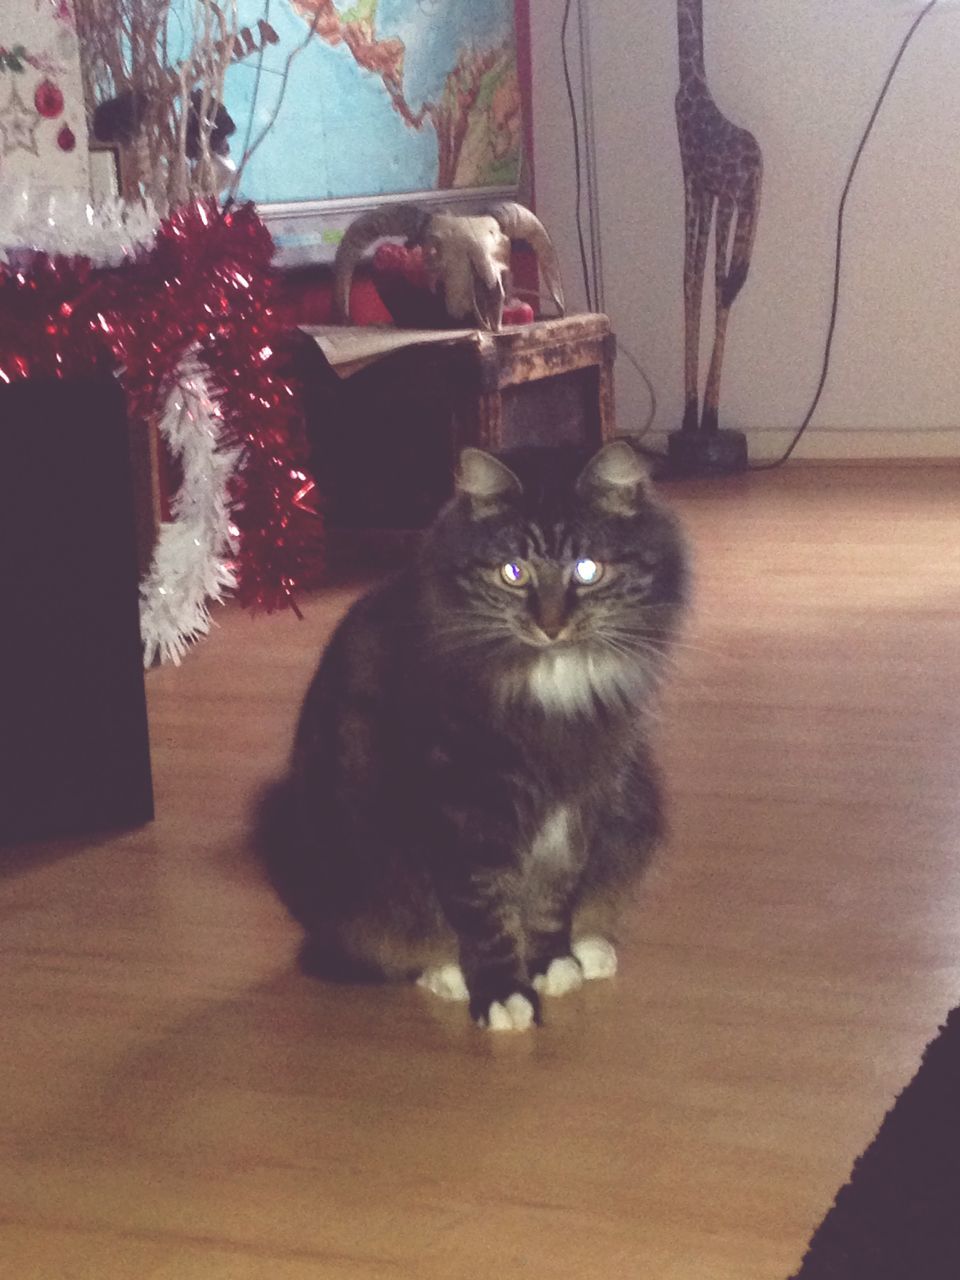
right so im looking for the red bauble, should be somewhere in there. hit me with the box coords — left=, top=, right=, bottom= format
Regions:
left=370, top=242, right=448, bottom=326
left=35, top=79, right=64, bottom=119
left=56, top=124, right=76, bottom=151
left=503, top=298, right=535, bottom=325
left=371, top=242, right=427, bottom=288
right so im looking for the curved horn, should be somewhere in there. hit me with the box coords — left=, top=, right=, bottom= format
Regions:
left=332, top=203, right=429, bottom=322
left=491, top=202, right=565, bottom=318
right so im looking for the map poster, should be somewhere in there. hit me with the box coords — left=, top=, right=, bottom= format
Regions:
left=168, top=1, right=524, bottom=260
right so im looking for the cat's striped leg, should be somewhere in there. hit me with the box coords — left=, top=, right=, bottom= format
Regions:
left=441, top=885, right=541, bottom=1031
left=428, top=778, right=541, bottom=1031
left=524, top=817, right=587, bottom=998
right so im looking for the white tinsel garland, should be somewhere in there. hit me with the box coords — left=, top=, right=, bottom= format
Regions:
left=0, top=192, right=159, bottom=267
left=140, top=363, right=241, bottom=667
left=0, top=194, right=241, bottom=665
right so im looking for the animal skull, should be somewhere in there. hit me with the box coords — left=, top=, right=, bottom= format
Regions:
left=332, top=201, right=565, bottom=331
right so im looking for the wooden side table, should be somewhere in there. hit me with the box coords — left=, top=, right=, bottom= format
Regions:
left=297, top=313, right=617, bottom=530
left=448, top=313, right=617, bottom=452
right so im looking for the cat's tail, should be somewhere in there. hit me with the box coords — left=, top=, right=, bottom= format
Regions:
left=250, top=775, right=397, bottom=985
left=250, top=774, right=314, bottom=921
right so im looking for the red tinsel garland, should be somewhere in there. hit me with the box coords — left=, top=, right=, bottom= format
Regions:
left=0, top=199, right=320, bottom=614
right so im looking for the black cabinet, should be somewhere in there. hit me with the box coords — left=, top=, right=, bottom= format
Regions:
left=0, top=375, right=153, bottom=844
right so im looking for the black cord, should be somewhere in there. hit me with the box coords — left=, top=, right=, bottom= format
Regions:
left=577, top=6, right=604, bottom=310
left=561, top=0, right=595, bottom=310
left=619, top=340, right=658, bottom=438
left=751, top=0, right=939, bottom=470
left=560, top=0, right=937, bottom=470
left=561, top=0, right=660, bottom=439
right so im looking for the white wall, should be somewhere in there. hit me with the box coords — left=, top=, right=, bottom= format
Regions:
left=531, top=0, right=960, bottom=459
left=0, top=0, right=89, bottom=201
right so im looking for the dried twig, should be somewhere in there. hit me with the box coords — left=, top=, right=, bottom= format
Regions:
left=74, top=0, right=247, bottom=208
left=228, top=3, right=324, bottom=200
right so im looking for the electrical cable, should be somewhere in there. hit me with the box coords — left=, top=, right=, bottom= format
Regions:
left=577, top=3, right=604, bottom=312
left=561, top=0, right=660, bottom=438
left=619, top=343, right=659, bottom=438
left=561, top=0, right=939, bottom=471
left=561, top=0, right=596, bottom=311
left=750, top=0, right=939, bottom=470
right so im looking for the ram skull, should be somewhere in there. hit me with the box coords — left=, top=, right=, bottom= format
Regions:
left=332, top=201, right=565, bottom=331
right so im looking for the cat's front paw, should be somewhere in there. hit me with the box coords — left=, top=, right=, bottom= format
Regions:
left=417, top=963, right=469, bottom=1002
left=484, top=993, right=539, bottom=1031
left=572, top=935, right=618, bottom=980
left=469, top=978, right=541, bottom=1031
left=532, top=955, right=584, bottom=997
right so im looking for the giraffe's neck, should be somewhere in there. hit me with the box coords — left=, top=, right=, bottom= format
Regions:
left=677, top=0, right=706, bottom=85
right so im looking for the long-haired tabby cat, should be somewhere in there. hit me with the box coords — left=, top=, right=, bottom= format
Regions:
left=256, top=441, right=688, bottom=1031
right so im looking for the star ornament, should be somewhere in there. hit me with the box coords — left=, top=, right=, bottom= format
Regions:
left=0, top=81, right=41, bottom=156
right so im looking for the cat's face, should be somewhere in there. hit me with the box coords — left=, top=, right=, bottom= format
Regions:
left=420, top=442, right=688, bottom=708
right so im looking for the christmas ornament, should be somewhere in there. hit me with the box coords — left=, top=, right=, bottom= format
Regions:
left=0, top=192, right=158, bottom=267
left=140, top=358, right=240, bottom=666
left=35, top=78, right=64, bottom=118
left=502, top=299, right=535, bottom=325
left=0, top=199, right=321, bottom=662
left=370, top=242, right=447, bottom=327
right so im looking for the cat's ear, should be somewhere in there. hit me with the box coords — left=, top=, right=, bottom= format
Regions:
left=576, top=440, right=650, bottom=515
left=456, top=448, right=522, bottom=513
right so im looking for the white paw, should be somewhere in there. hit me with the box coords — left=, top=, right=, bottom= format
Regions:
left=572, top=935, right=618, bottom=981
left=484, top=993, right=537, bottom=1032
left=417, top=963, right=470, bottom=1002
left=533, top=955, right=584, bottom=997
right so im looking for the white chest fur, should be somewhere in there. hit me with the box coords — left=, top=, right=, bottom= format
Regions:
left=526, top=649, right=628, bottom=715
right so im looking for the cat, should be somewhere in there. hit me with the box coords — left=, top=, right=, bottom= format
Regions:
left=255, top=440, right=688, bottom=1031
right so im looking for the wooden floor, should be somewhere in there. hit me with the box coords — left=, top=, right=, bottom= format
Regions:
left=3, top=464, right=960, bottom=1280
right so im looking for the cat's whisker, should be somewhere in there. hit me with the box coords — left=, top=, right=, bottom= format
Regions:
left=596, top=627, right=671, bottom=653
left=432, top=631, right=512, bottom=655
left=600, top=626, right=729, bottom=659
left=594, top=632, right=665, bottom=670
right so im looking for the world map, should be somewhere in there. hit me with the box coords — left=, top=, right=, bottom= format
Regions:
left=219, top=0, right=521, bottom=205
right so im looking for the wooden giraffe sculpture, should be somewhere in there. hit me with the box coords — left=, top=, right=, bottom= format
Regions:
left=675, top=0, right=762, bottom=434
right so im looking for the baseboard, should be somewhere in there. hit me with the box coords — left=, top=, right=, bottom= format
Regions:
left=644, top=428, right=960, bottom=463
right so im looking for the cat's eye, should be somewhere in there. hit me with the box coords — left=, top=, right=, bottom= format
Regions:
left=500, top=561, right=531, bottom=587
left=573, top=558, right=604, bottom=586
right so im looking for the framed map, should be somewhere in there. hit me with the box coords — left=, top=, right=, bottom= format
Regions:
left=169, top=0, right=525, bottom=262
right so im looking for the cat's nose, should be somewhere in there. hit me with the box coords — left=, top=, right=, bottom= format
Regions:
left=533, top=601, right=568, bottom=640
left=533, top=573, right=569, bottom=640
left=538, top=617, right=565, bottom=640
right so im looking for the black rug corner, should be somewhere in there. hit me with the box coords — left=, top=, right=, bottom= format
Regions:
left=789, top=1002, right=960, bottom=1279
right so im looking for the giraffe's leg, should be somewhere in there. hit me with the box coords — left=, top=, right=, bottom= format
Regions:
left=702, top=196, right=736, bottom=433
left=681, top=179, right=711, bottom=433
left=723, top=172, right=761, bottom=309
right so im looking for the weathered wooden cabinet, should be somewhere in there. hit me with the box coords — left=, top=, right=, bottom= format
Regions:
left=447, top=313, right=616, bottom=452
left=297, top=313, right=616, bottom=530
